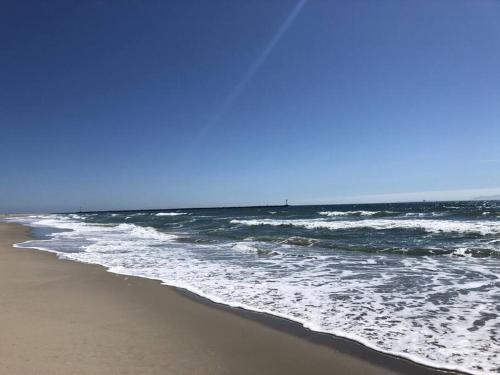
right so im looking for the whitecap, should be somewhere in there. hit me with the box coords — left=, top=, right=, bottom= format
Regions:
left=319, top=210, right=380, bottom=216
left=231, top=218, right=500, bottom=235
left=155, top=212, right=186, bottom=216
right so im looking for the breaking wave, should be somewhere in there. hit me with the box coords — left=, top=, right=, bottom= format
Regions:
left=231, top=218, right=500, bottom=235
left=155, top=212, right=187, bottom=216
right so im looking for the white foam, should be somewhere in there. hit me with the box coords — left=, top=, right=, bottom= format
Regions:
left=403, top=211, right=448, bottom=217
left=232, top=218, right=500, bottom=235
left=451, top=247, right=473, bottom=257
left=319, top=210, right=380, bottom=216
left=116, top=223, right=177, bottom=241
left=155, top=212, right=186, bottom=216
left=231, top=242, right=259, bottom=254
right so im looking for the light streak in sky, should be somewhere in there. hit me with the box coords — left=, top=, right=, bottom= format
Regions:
left=192, top=0, right=308, bottom=145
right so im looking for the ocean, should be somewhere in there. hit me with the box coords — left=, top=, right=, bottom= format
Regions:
left=6, top=201, right=500, bottom=374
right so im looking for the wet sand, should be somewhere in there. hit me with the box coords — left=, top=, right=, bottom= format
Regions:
left=0, top=222, right=452, bottom=374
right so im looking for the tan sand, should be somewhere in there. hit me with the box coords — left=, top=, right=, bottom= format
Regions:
left=0, top=222, right=449, bottom=375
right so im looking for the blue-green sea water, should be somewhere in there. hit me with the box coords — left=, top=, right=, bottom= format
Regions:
left=7, top=201, right=500, bottom=374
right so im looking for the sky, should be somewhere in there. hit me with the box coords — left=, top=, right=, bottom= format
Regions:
left=1, top=0, right=500, bottom=213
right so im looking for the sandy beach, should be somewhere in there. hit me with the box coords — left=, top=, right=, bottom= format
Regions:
left=0, top=222, right=452, bottom=375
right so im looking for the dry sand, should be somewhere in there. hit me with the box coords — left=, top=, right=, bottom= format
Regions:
left=0, top=222, right=450, bottom=375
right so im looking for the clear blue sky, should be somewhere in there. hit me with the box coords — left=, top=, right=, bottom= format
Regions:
left=2, top=0, right=500, bottom=213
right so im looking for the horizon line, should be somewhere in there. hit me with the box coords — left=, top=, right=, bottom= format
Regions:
left=50, top=197, right=499, bottom=215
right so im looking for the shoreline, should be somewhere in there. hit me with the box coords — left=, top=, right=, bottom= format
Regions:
left=173, top=288, right=463, bottom=375
left=1, top=222, right=459, bottom=374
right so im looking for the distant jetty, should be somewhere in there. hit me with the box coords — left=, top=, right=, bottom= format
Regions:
left=68, top=202, right=291, bottom=215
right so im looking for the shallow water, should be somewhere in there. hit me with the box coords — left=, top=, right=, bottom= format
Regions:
left=6, top=201, right=500, bottom=374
